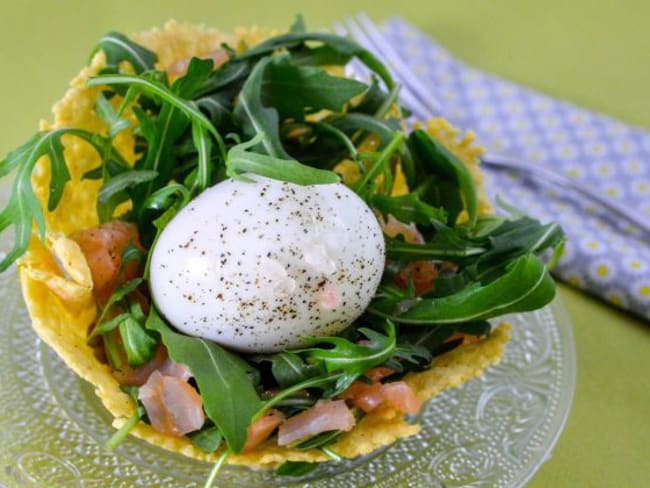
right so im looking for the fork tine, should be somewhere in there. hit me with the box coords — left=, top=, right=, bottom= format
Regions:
left=341, top=16, right=436, bottom=120
left=333, top=22, right=431, bottom=121
left=332, top=23, right=368, bottom=81
left=353, top=13, right=446, bottom=117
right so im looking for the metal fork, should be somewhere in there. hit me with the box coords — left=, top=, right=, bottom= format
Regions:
left=333, top=13, right=650, bottom=237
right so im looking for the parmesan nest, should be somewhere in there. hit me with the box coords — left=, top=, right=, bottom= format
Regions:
left=16, top=21, right=510, bottom=468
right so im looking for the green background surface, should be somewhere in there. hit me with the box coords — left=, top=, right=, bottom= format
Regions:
left=1, top=1, right=648, bottom=486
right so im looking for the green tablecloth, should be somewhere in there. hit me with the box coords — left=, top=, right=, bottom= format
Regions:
left=1, top=1, right=648, bottom=486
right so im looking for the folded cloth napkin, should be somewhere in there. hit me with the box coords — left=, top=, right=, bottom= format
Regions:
left=380, top=18, right=650, bottom=321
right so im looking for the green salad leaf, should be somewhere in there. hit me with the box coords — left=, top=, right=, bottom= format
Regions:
left=276, top=461, right=318, bottom=477
left=369, top=254, right=556, bottom=324
left=234, top=56, right=291, bottom=158
left=146, top=308, right=262, bottom=453
left=95, top=92, right=131, bottom=138
left=262, top=53, right=367, bottom=120
left=0, top=127, right=126, bottom=271
left=264, top=352, right=324, bottom=388
left=118, top=316, right=158, bottom=367
left=371, top=193, right=447, bottom=227
left=226, top=133, right=340, bottom=185
left=189, top=424, right=224, bottom=453
left=239, top=31, right=394, bottom=91
left=299, top=320, right=396, bottom=393
left=408, top=129, right=478, bottom=227
left=92, top=31, right=157, bottom=74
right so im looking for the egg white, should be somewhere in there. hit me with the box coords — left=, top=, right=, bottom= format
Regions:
left=149, top=174, right=385, bottom=352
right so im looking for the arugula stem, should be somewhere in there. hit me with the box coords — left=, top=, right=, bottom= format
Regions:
left=203, top=450, right=229, bottom=488
left=353, top=132, right=404, bottom=195
left=274, top=397, right=317, bottom=408
left=547, top=238, right=566, bottom=270
left=374, top=83, right=401, bottom=120
left=253, top=373, right=343, bottom=421
left=88, top=75, right=227, bottom=161
left=93, top=277, right=144, bottom=332
left=314, top=122, right=358, bottom=162
left=105, top=406, right=143, bottom=450
left=320, top=446, right=342, bottom=462
left=385, top=240, right=487, bottom=260
left=103, top=332, right=124, bottom=370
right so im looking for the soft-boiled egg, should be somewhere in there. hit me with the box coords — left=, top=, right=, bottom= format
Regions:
left=149, top=174, right=385, bottom=353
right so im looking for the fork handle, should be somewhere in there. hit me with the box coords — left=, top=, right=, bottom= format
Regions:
left=482, top=151, right=650, bottom=236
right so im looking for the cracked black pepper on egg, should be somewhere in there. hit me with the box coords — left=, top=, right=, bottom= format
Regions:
left=150, top=174, right=385, bottom=352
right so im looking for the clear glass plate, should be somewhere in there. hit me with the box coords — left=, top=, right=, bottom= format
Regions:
left=0, top=222, right=576, bottom=488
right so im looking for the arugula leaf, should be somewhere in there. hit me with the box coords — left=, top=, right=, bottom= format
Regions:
left=188, top=424, right=224, bottom=453
left=385, top=234, right=486, bottom=262
left=263, top=352, right=324, bottom=388
left=143, top=193, right=188, bottom=277
left=262, top=53, right=367, bottom=120
left=289, top=14, right=307, bottom=33
left=291, top=45, right=352, bottom=66
left=299, top=320, right=396, bottom=393
left=82, top=154, right=131, bottom=181
left=171, top=57, right=216, bottom=98
left=89, top=72, right=227, bottom=219
left=195, top=93, right=234, bottom=131
left=369, top=254, right=556, bottom=324
left=0, top=127, right=121, bottom=271
left=129, top=102, right=190, bottom=205
left=351, top=76, right=392, bottom=115
left=195, top=58, right=253, bottom=99
left=91, top=312, right=131, bottom=336
left=103, top=331, right=124, bottom=370
left=93, top=31, right=157, bottom=74
left=281, top=122, right=353, bottom=170
left=239, top=32, right=394, bottom=91
left=0, top=133, right=41, bottom=179
left=190, top=121, right=213, bottom=192
left=91, top=277, right=144, bottom=333
left=46, top=135, right=71, bottom=211
left=140, top=183, right=191, bottom=214
left=87, top=73, right=226, bottom=159
left=291, top=428, right=346, bottom=450
left=95, top=92, right=131, bottom=138
left=385, top=212, right=564, bottom=270
left=478, top=218, right=565, bottom=264
left=118, top=317, right=158, bottom=367
left=226, top=133, right=340, bottom=185
left=97, top=169, right=158, bottom=222
left=310, top=122, right=357, bottom=161
left=329, top=113, right=399, bottom=148
left=353, top=132, right=404, bottom=197
left=276, top=461, right=318, bottom=477
left=394, top=321, right=491, bottom=364
left=385, top=341, right=432, bottom=372
left=371, top=193, right=447, bottom=226
left=146, top=308, right=262, bottom=453
left=255, top=374, right=343, bottom=418
left=234, top=56, right=290, bottom=158
left=408, top=129, right=478, bottom=227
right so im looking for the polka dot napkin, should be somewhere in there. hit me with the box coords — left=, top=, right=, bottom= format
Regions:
left=380, top=18, right=650, bottom=321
